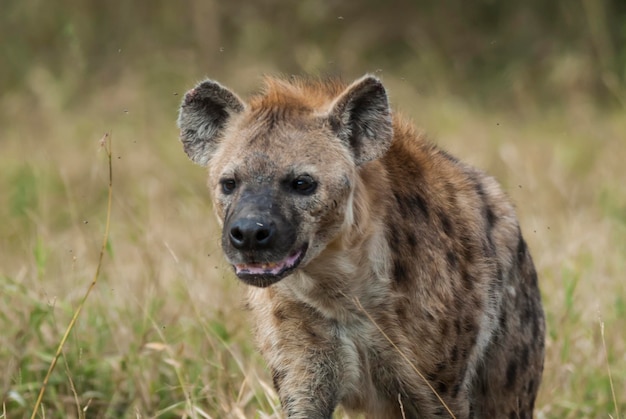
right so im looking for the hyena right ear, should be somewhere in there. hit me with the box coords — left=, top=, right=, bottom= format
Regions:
left=328, top=75, right=393, bottom=165
left=177, top=80, right=245, bottom=166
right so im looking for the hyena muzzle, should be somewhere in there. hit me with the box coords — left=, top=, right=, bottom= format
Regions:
left=177, top=75, right=545, bottom=418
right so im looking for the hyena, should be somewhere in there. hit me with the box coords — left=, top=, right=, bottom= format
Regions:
left=177, top=75, right=545, bottom=418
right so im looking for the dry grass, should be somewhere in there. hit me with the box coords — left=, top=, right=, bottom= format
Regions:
left=0, top=68, right=624, bottom=418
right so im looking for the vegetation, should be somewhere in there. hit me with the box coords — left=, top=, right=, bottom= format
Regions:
left=1, top=1, right=624, bottom=417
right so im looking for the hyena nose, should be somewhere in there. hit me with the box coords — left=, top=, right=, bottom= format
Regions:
left=229, top=218, right=275, bottom=250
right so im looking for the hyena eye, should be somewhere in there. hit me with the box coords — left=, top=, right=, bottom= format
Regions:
left=221, top=178, right=237, bottom=194
left=290, top=175, right=317, bottom=195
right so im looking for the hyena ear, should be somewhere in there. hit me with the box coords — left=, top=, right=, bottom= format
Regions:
left=177, top=80, right=245, bottom=166
left=328, top=75, right=393, bottom=165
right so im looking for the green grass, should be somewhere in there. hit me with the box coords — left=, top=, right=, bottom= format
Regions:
left=0, top=70, right=624, bottom=418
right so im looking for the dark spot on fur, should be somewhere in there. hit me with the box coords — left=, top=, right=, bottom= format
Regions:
left=306, top=327, right=319, bottom=340
left=272, top=369, right=286, bottom=394
left=406, top=230, right=417, bottom=249
left=459, top=232, right=476, bottom=264
left=506, top=360, right=518, bottom=389
left=473, top=180, right=497, bottom=256
left=409, top=192, right=430, bottom=219
left=395, top=306, right=407, bottom=323
left=437, top=381, right=448, bottom=394
left=451, top=345, right=459, bottom=363
left=527, top=379, right=536, bottom=396
left=523, top=296, right=535, bottom=326
left=273, top=307, right=287, bottom=321
left=486, top=206, right=496, bottom=229
left=440, top=212, right=454, bottom=237
left=520, top=346, right=530, bottom=369
left=530, top=306, right=541, bottom=338
left=495, top=264, right=504, bottom=287
left=392, top=259, right=409, bottom=283
left=387, top=225, right=401, bottom=254
left=457, top=365, right=468, bottom=392
left=479, top=378, right=488, bottom=397
left=474, top=179, right=486, bottom=198
left=426, top=368, right=438, bottom=382
left=499, top=309, right=508, bottom=331
left=434, top=407, right=447, bottom=417
left=393, top=191, right=409, bottom=219
left=529, top=266, right=539, bottom=287
left=510, top=410, right=529, bottom=419
left=529, top=398, right=536, bottom=415
left=517, top=230, right=528, bottom=265
left=435, top=361, right=446, bottom=373
left=321, top=399, right=337, bottom=419
left=452, top=381, right=462, bottom=398
left=463, top=317, right=477, bottom=335
left=424, top=310, right=435, bottom=322
left=440, top=319, right=451, bottom=338
left=446, top=251, right=458, bottom=271
left=460, top=347, right=470, bottom=363
left=485, top=233, right=496, bottom=257
left=439, top=149, right=459, bottom=164
left=462, top=270, right=475, bottom=290
left=471, top=293, right=483, bottom=311
left=392, top=190, right=430, bottom=221
left=281, top=395, right=297, bottom=416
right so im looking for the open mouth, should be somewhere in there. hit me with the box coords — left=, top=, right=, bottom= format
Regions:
left=233, top=244, right=308, bottom=287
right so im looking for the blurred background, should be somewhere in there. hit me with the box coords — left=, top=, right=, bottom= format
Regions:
left=2, top=0, right=626, bottom=106
left=1, top=1, right=625, bottom=418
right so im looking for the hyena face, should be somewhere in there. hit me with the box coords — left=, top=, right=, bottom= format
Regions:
left=178, top=77, right=393, bottom=287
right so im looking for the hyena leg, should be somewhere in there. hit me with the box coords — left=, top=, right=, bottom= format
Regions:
left=256, top=303, right=344, bottom=419
left=270, top=353, right=340, bottom=419
left=472, top=240, right=545, bottom=417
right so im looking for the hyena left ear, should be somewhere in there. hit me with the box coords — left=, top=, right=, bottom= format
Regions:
left=177, top=80, right=245, bottom=166
left=328, top=75, right=393, bottom=165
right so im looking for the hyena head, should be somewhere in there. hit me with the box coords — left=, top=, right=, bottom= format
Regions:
left=177, top=76, right=393, bottom=287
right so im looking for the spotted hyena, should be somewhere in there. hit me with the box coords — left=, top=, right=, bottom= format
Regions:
left=177, top=75, right=545, bottom=418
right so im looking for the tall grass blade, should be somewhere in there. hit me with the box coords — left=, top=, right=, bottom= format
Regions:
left=600, top=316, right=620, bottom=419
left=30, top=133, right=113, bottom=419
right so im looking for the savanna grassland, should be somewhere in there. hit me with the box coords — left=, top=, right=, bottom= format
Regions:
left=1, top=1, right=625, bottom=418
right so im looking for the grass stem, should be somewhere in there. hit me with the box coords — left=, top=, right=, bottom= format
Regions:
left=30, top=133, right=113, bottom=419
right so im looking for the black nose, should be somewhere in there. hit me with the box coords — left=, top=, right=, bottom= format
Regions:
left=229, top=218, right=275, bottom=250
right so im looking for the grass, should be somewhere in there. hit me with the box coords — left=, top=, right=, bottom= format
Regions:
left=0, top=68, right=624, bottom=418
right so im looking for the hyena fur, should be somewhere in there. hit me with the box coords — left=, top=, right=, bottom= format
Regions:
left=177, top=74, right=545, bottom=419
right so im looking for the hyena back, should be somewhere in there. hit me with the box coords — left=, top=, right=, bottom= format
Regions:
left=177, top=75, right=545, bottom=418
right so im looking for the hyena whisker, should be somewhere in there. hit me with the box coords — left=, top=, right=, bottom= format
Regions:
left=353, top=296, right=456, bottom=419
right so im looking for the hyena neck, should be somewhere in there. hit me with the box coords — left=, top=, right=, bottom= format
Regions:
left=277, top=163, right=393, bottom=323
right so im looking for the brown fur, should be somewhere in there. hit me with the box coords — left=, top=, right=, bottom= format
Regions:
left=177, top=75, right=545, bottom=418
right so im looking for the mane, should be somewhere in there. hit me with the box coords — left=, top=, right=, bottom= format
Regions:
left=248, top=76, right=349, bottom=113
